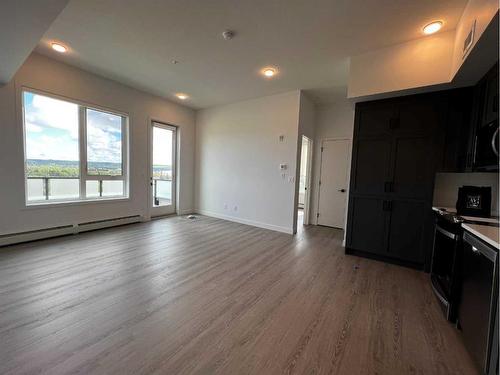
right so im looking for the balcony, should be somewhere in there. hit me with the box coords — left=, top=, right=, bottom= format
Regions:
left=153, top=178, right=172, bottom=206
left=26, top=177, right=124, bottom=202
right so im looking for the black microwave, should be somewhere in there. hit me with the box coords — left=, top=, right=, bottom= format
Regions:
left=474, top=120, right=499, bottom=170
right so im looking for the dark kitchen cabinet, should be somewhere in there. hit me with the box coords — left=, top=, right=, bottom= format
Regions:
left=391, top=135, right=435, bottom=199
left=346, top=91, right=459, bottom=269
left=350, top=137, right=392, bottom=195
left=386, top=200, right=428, bottom=263
left=397, top=95, right=444, bottom=136
left=438, top=89, right=474, bottom=172
left=356, top=101, right=396, bottom=136
left=481, top=64, right=499, bottom=126
left=346, top=196, right=388, bottom=255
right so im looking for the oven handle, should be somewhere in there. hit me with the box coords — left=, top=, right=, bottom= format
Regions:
left=436, top=225, right=457, bottom=240
left=491, top=127, right=499, bottom=157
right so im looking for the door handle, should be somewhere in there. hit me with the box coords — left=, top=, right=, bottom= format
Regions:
left=338, top=189, right=346, bottom=193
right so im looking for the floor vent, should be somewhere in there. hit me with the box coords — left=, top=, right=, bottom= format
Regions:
left=1, top=215, right=142, bottom=247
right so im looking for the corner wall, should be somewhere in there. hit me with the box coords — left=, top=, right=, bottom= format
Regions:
left=0, top=53, right=196, bottom=235
left=194, top=91, right=302, bottom=233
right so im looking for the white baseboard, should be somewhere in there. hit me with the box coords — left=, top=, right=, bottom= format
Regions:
left=178, top=208, right=195, bottom=215
left=0, top=215, right=142, bottom=247
left=195, top=209, right=293, bottom=234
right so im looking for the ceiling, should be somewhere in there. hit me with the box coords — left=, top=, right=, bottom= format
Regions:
left=0, top=0, right=69, bottom=84
left=35, top=0, right=468, bottom=109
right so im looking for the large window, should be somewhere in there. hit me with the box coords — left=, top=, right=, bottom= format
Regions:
left=23, top=90, right=128, bottom=204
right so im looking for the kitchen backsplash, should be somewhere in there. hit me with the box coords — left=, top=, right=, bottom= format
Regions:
left=433, top=173, right=499, bottom=216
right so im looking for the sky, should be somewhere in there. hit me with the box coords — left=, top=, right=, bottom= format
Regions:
left=153, top=126, right=172, bottom=166
left=24, top=92, right=122, bottom=163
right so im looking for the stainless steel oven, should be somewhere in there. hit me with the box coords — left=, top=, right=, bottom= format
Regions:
left=430, top=213, right=463, bottom=322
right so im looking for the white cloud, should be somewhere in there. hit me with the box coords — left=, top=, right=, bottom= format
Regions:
left=153, top=127, right=172, bottom=165
left=87, top=121, right=122, bottom=163
left=27, top=94, right=79, bottom=139
left=26, top=123, right=43, bottom=133
left=26, top=135, right=79, bottom=161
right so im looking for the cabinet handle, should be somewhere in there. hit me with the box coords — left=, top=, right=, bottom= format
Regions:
left=471, top=246, right=481, bottom=255
left=389, top=118, right=400, bottom=130
left=382, top=200, right=393, bottom=211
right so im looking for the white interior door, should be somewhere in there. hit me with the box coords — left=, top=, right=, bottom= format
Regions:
left=317, top=139, right=350, bottom=228
left=150, top=122, right=176, bottom=217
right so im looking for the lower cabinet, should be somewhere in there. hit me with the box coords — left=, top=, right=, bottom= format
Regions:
left=346, top=197, right=387, bottom=255
left=347, top=197, right=429, bottom=266
left=386, top=200, right=428, bottom=263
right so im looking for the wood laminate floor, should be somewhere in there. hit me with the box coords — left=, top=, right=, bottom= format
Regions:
left=0, top=215, right=478, bottom=375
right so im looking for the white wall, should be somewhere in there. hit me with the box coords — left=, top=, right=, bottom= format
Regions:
left=310, top=99, right=355, bottom=230
left=0, top=53, right=196, bottom=235
left=348, top=30, right=455, bottom=99
left=294, top=92, right=316, bottom=229
left=451, top=0, right=499, bottom=77
left=195, top=91, right=301, bottom=234
left=433, top=172, right=499, bottom=215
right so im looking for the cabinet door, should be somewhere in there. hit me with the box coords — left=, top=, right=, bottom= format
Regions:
left=391, top=135, right=434, bottom=199
left=387, top=200, right=428, bottom=263
left=356, top=102, right=396, bottom=136
left=350, top=137, right=392, bottom=195
left=482, top=67, right=499, bottom=125
left=397, top=96, right=443, bottom=136
left=347, top=196, right=388, bottom=255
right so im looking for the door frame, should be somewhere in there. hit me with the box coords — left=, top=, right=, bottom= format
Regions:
left=148, top=119, right=178, bottom=218
left=301, top=136, right=313, bottom=225
left=315, top=137, right=351, bottom=227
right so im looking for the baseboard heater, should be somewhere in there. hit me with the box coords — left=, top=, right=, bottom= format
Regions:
left=0, top=215, right=142, bottom=247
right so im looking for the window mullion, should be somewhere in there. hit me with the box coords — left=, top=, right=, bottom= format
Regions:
left=79, top=106, right=87, bottom=199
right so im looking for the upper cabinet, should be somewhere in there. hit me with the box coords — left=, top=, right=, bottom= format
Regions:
left=480, top=64, right=499, bottom=127
left=438, top=62, right=499, bottom=173
left=470, top=63, right=499, bottom=171
left=356, top=101, right=396, bottom=136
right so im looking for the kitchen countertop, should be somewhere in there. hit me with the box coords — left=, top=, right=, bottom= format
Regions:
left=462, top=223, right=500, bottom=249
left=432, top=206, right=500, bottom=224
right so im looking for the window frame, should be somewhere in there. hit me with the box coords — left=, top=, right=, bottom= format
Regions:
left=22, top=88, right=129, bottom=206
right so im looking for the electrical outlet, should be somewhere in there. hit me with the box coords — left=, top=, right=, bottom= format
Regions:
left=281, top=173, right=286, bottom=179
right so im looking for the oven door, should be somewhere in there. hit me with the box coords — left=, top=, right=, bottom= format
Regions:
left=474, top=120, right=499, bottom=171
left=430, top=221, right=460, bottom=321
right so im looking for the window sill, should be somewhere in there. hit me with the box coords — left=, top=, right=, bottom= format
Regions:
left=23, top=196, right=131, bottom=210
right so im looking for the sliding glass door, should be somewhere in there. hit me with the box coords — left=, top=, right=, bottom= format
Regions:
left=150, top=122, right=177, bottom=216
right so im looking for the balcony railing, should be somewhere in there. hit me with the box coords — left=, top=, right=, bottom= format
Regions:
left=27, top=176, right=79, bottom=201
left=26, top=177, right=124, bottom=201
left=153, top=178, right=172, bottom=206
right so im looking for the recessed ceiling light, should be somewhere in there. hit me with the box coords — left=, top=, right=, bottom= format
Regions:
left=176, top=93, right=188, bottom=100
left=51, top=42, right=67, bottom=53
left=423, top=21, right=443, bottom=35
left=261, top=67, right=278, bottom=78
